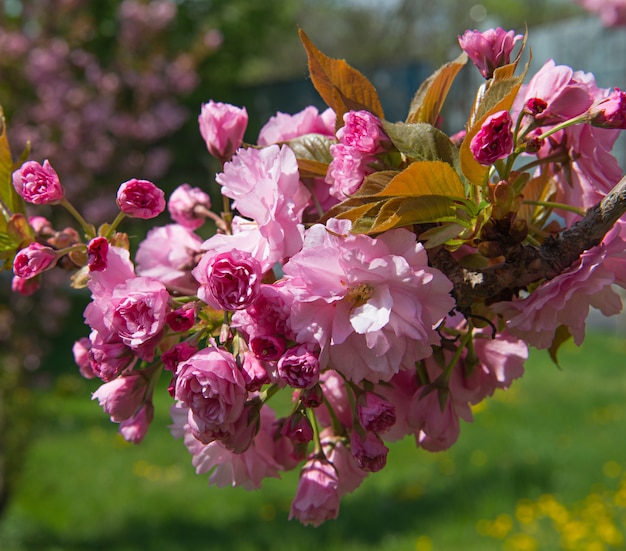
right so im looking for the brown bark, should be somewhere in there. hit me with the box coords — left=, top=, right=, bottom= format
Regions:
left=429, top=175, right=626, bottom=313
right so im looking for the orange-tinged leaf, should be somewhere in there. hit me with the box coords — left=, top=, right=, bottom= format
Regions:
left=406, top=52, right=467, bottom=125
left=297, top=158, right=329, bottom=179
left=298, top=29, right=384, bottom=128
left=351, top=195, right=463, bottom=235
left=0, top=106, right=25, bottom=229
left=374, top=160, right=465, bottom=199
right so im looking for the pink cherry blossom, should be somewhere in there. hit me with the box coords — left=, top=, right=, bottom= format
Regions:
left=337, top=110, right=390, bottom=155
left=167, top=183, right=212, bottom=230
left=119, top=402, right=154, bottom=444
left=282, top=219, right=455, bottom=383
left=575, top=0, right=626, bottom=27
left=458, top=28, right=523, bottom=79
left=161, top=341, right=198, bottom=373
left=87, top=236, right=109, bottom=272
left=174, top=345, right=248, bottom=444
left=215, top=145, right=309, bottom=263
left=11, top=275, right=41, bottom=296
left=470, top=110, right=514, bottom=165
left=92, top=373, right=148, bottom=422
left=198, top=100, right=248, bottom=163
left=521, top=59, right=597, bottom=124
left=350, top=430, right=388, bottom=472
left=110, top=276, right=170, bottom=350
left=170, top=403, right=283, bottom=490
left=325, top=143, right=377, bottom=199
left=277, top=345, right=320, bottom=389
left=589, top=88, right=626, bottom=129
left=116, top=178, right=166, bottom=219
left=289, top=457, right=340, bottom=527
left=12, top=159, right=64, bottom=204
left=192, top=249, right=262, bottom=311
left=258, top=106, right=336, bottom=146
left=280, top=412, right=314, bottom=444
left=357, top=392, right=396, bottom=434
left=72, top=337, right=96, bottom=379
left=165, top=303, right=197, bottom=333
left=12, top=242, right=58, bottom=279
left=492, top=221, right=626, bottom=349
left=322, top=433, right=368, bottom=496
left=87, top=336, right=135, bottom=382
left=135, top=224, right=203, bottom=295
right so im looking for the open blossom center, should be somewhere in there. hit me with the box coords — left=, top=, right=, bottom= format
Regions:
left=345, top=282, right=374, bottom=309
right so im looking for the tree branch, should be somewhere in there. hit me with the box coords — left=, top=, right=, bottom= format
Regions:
left=429, top=175, right=626, bottom=313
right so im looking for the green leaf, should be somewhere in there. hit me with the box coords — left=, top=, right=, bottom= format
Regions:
left=382, top=121, right=461, bottom=168
left=418, top=222, right=467, bottom=249
left=350, top=195, right=465, bottom=234
left=298, top=29, right=384, bottom=129
left=548, top=325, right=572, bottom=368
left=287, top=133, right=334, bottom=164
left=406, top=51, right=467, bottom=125
left=0, top=106, right=25, bottom=229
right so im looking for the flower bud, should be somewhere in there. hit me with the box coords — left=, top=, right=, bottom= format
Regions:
left=277, top=345, right=320, bottom=389
left=116, top=178, right=166, bottom=219
left=12, top=159, right=64, bottom=205
left=199, top=100, right=248, bottom=163
left=589, top=88, right=626, bottom=129
left=13, top=243, right=58, bottom=279
left=458, top=27, right=523, bottom=79
left=470, top=110, right=514, bottom=165
left=87, top=237, right=109, bottom=272
left=357, top=392, right=396, bottom=434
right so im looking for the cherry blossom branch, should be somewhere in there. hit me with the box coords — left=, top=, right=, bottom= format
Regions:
left=429, top=175, right=626, bottom=313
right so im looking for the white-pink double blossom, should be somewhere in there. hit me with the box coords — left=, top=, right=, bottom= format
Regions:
left=282, top=219, right=455, bottom=383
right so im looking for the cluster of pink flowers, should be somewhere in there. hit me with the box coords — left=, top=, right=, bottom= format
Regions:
left=5, top=27, right=626, bottom=527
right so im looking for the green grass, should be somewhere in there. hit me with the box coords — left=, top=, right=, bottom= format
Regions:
left=2, top=331, right=626, bottom=551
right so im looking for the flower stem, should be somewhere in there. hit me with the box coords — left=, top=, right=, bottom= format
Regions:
left=60, top=198, right=96, bottom=239
left=522, top=200, right=586, bottom=216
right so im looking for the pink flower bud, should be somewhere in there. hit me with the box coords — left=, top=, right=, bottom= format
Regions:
left=116, top=178, right=166, bottom=219
left=350, top=430, right=388, bottom=473
left=469, top=110, right=514, bottom=165
left=13, top=242, right=58, bottom=279
left=161, top=341, right=197, bottom=373
left=174, top=346, right=248, bottom=444
left=337, top=110, right=390, bottom=154
left=167, top=183, right=212, bottom=230
left=92, top=373, right=148, bottom=423
left=240, top=352, right=271, bottom=392
left=280, top=412, right=314, bottom=443
left=250, top=335, right=286, bottom=361
left=357, top=392, right=396, bottom=434
left=277, top=345, right=320, bottom=389
left=590, top=88, right=626, bottom=129
left=289, top=458, right=340, bottom=527
left=198, top=100, right=248, bottom=163
left=458, top=27, right=523, bottom=79
left=11, top=275, right=40, bottom=296
left=87, top=237, right=109, bottom=272
left=119, top=402, right=154, bottom=444
left=12, top=159, right=64, bottom=204
left=166, top=303, right=197, bottom=333
left=73, top=337, right=96, bottom=379
left=196, top=249, right=262, bottom=311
